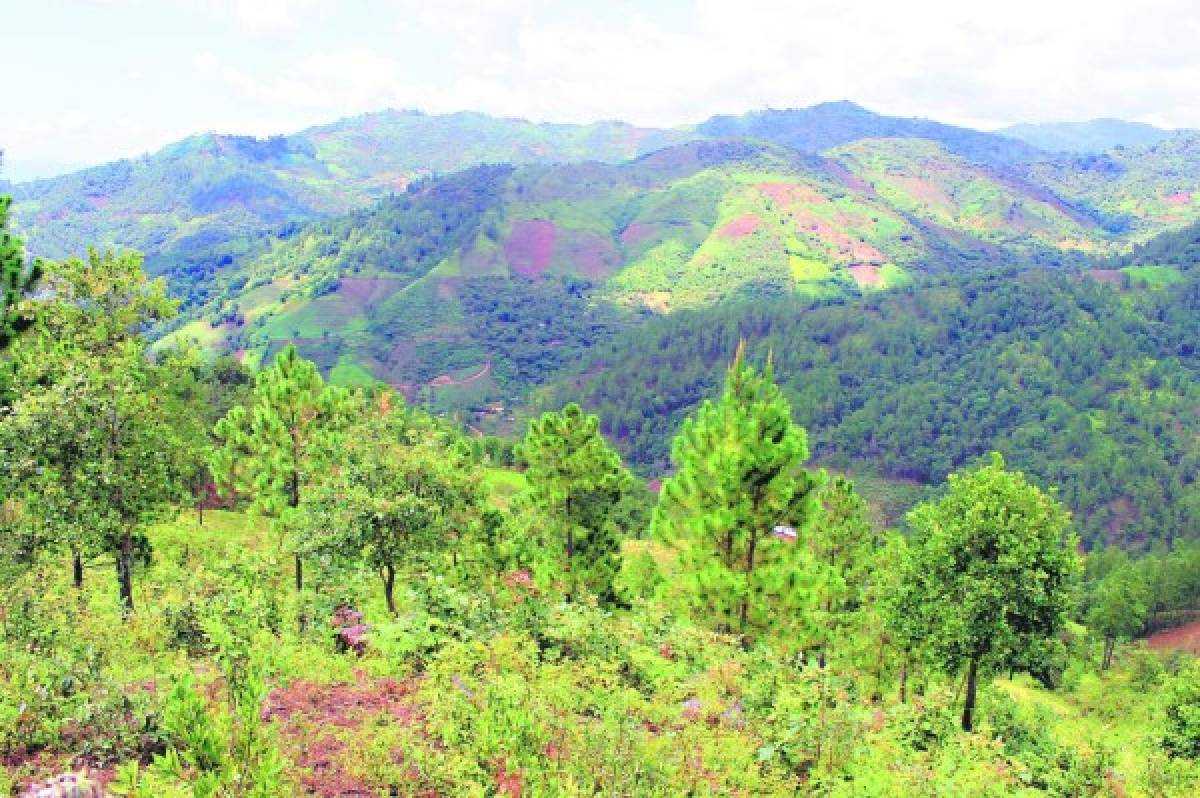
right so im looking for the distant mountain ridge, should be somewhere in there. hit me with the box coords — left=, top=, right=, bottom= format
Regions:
left=9, top=102, right=1047, bottom=262
left=699, top=101, right=1044, bottom=166
left=10, top=110, right=689, bottom=261
left=998, top=119, right=1178, bottom=153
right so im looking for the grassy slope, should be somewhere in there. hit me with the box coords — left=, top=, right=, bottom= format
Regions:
left=2, top=510, right=1194, bottom=796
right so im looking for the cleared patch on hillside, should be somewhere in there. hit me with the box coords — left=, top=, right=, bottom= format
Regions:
left=504, top=219, right=557, bottom=278
left=849, top=264, right=883, bottom=287
left=716, top=213, right=762, bottom=238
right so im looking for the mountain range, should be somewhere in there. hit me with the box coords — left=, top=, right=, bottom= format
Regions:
left=6, top=99, right=1200, bottom=547
left=10, top=102, right=1200, bottom=395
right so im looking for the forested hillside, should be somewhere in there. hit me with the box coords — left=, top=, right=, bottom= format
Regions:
left=565, top=267, right=1200, bottom=549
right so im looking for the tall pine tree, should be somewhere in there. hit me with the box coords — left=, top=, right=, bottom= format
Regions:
left=518, top=402, right=633, bottom=602
left=212, top=344, right=349, bottom=593
left=809, top=476, right=878, bottom=666
left=651, top=343, right=821, bottom=642
left=0, top=194, right=39, bottom=351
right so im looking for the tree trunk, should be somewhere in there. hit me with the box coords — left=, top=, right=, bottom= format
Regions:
left=1102, top=637, right=1114, bottom=670
left=384, top=563, right=397, bottom=616
left=295, top=553, right=304, bottom=593
left=738, top=530, right=759, bottom=635
left=961, top=656, right=980, bottom=732
left=117, top=530, right=134, bottom=612
left=899, top=649, right=910, bottom=704
left=197, top=501, right=204, bottom=526
left=72, top=550, right=84, bottom=590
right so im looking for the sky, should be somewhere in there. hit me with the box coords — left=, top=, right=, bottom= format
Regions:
left=5, top=0, right=1200, bottom=181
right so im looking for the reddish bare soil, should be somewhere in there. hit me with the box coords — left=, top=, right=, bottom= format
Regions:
left=562, top=232, right=621, bottom=280
left=263, top=673, right=425, bottom=797
left=335, top=277, right=404, bottom=305
left=791, top=210, right=887, bottom=265
left=849, top=264, right=883, bottom=287
left=757, top=182, right=826, bottom=206
left=504, top=220, right=558, bottom=278
left=1146, top=621, right=1200, bottom=655
left=717, top=213, right=762, bottom=238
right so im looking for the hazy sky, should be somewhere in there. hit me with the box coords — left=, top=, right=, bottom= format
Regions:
left=5, top=0, right=1200, bottom=180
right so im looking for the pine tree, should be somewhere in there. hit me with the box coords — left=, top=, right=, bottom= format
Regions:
left=809, top=476, right=878, bottom=666
left=902, top=453, right=1078, bottom=731
left=211, top=344, right=349, bottom=593
left=0, top=194, right=39, bottom=352
left=651, top=343, right=821, bottom=643
left=518, top=402, right=633, bottom=602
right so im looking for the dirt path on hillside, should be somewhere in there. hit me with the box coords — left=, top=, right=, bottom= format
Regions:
left=430, top=359, right=492, bottom=387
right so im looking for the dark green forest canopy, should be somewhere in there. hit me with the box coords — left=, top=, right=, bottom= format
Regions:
left=566, top=268, right=1200, bottom=549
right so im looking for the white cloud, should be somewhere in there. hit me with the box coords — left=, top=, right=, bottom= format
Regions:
left=226, top=0, right=320, bottom=34
left=14, top=0, right=1200, bottom=174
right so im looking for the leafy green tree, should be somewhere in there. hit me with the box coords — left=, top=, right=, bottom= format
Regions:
left=518, top=402, right=633, bottom=601
left=302, top=394, right=483, bottom=614
left=1087, top=565, right=1150, bottom=670
left=651, top=344, right=821, bottom=642
left=211, top=344, right=349, bottom=592
left=2, top=251, right=189, bottom=609
left=902, top=453, right=1078, bottom=731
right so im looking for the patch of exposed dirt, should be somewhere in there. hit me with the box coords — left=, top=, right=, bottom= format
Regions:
left=263, top=673, right=425, bottom=797
left=504, top=219, right=558, bottom=279
left=620, top=222, right=657, bottom=245
left=336, top=277, right=404, bottom=306
left=849, top=264, right=883, bottom=287
left=716, top=213, right=762, bottom=238
left=562, top=232, right=621, bottom=281
left=1146, top=621, right=1200, bottom=655
left=757, top=182, right=827, bottom=206
left=1085, top=269, right=1127, bottom=287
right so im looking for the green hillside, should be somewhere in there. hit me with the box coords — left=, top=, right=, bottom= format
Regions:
left=7, top=102, right=1044, bottom=265
left=697, top=100, right=1045, bottom=165
left=557, top=268, right=1200, bottom=550
left=159, top=137, right=1127, bottom=402
left=9, top=110, right=688, bottom=262
left=1024, top=134, right=1200, bottom=235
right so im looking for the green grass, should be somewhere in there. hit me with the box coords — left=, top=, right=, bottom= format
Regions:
left=481, top=467, right=527, bottom=508
left=328, top=355, right=383, bottom=387
left=1122, top=265, right=1186, bottom=288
